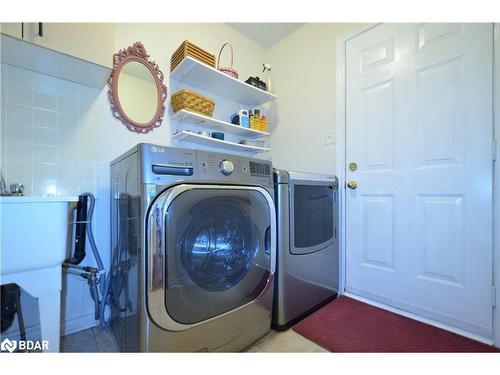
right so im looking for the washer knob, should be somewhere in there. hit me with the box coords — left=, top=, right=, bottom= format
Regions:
left=219, top=159, right=234, bottom=175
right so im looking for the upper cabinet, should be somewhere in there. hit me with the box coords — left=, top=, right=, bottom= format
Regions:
left=1, top=23, right=114, bottom=68
left=0, top=23, right=114, bottom=88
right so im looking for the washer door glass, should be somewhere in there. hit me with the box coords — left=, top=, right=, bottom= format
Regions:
left=163, top=187, right=272, bottom=325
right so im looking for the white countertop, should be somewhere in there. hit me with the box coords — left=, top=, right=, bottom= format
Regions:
left=0, top=196, right=79, bottom=203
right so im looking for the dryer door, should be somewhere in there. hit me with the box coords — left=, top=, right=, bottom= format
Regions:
left=146, top=184, right=276, bottom=331
left=289, top=179, right=336, bottom=255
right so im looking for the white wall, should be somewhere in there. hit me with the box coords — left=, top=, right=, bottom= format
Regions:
left=266, top=23, right=361, bottom=175
left=0, top=23, right=268, bottom=338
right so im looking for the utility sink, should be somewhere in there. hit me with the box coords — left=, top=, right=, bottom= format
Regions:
left=0, top=196, right=78, bottom=352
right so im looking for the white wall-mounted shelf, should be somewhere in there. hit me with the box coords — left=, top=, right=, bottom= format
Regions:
left=170, top=57, right=277, bottom=107
left=172, top=109, right=270, bottom=138
left=172, top=130, right=270, bottom=154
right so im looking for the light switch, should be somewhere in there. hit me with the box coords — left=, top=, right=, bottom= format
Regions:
left=326, top=129, right=335, bottom=145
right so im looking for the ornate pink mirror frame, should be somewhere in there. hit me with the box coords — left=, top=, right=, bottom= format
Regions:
left=108, top=42, right=167, bottom=134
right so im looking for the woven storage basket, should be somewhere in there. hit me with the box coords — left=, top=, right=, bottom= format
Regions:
left=250, top=118, right=268, bottom=132
left=171, top=89, right=215, bottom=117
left=171, top=41, right=216, bottom=72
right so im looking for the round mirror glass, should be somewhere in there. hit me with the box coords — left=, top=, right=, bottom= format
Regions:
left=117, top=61, right=159, bottom=124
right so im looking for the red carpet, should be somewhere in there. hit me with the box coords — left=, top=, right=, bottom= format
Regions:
left=292, top=296, right=499, bottom=352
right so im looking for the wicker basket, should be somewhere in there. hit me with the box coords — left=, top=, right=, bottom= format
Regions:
left=250, top=118, right=268, bottom=132
left=171, top=89, right=215, bottom=117
left=171, top=41, right=216, bottom=72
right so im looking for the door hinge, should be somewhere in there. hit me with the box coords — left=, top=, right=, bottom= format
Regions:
left=493, top=139, right=497, bottom=161
left=493, top=285, right=497, bottom=307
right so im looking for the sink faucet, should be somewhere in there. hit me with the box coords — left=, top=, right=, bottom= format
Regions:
left=0, top=171, right=24, bottom=196
left=10, top=183, right=24, bottom=196
left=0, top=171, right=10, bottom=196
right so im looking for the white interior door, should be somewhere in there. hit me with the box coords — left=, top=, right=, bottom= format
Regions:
left=345, top=23, right=494, bottom=338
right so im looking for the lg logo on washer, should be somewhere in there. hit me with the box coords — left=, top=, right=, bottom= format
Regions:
left=151, top=146, right=166, bottom=153
left=1, top=338, right=49, bottom=352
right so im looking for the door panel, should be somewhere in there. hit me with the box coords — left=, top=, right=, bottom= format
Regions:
left=417, top=195, right=464, bottom=286
left=362, top=81, right=394, bottom=169
left=362, top=195, right=394, bottom=271
left=345, top=23, right=493, bottom=338
left=417, top=58, right=464, bottom=164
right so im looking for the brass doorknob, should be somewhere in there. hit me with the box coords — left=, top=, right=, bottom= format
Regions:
left=347, top=181, right=358, bottom=189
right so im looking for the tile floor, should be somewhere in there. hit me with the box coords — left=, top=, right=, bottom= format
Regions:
left=60, top=326, right=327, bottom=353
left=61, top=326, right=120, bottom=352
left=244, top=329, right=327, bottom=353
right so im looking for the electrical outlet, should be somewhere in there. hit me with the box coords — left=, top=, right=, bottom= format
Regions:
left=326, top=129, right=335, bottom=145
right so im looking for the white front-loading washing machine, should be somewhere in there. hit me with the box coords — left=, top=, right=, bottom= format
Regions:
left=110, top=144, right=276, bottom=352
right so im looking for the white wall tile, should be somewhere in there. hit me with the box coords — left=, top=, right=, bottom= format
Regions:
left=77, top=149, right=98, bottom=163
left=77, top=179, right=95, bottom=195
left=1, top=83, right=7, bottom=105
left=34, top=92, right=57, bottom=111
left=33, top=108, right=57, bottom=128
left=0, top=64, right=102, bottom=199
left=79, top=85, right=100, bottom=102
left=34, top=74, right=59, bottom=96
left=33, top=162, right=57, bottom=180
left=56, top=147, right=78, bottom=167
left=2, top=122, right=33, bottom=144
left=2, top=160, right=33, bottom=195
left=2, top=141, right=33, bottom=162
left=34, top=126, right=58, bottom=146
left=0, top=102, right=5, bottom=124
left=79, top=100, right=93, bottom=118
left=79, top=116, right=99, bottom=133
left=57, top=129, right=78, bottom=149
left=5, top=104, right=32, bottom=125
left=32, top=178, right=58, bottom=196
left=7, top=84, right=33, bottom=106
left=78, top=131, right=98, bottom=152
left=57, top=96, right=79, bottom=114
left=57, top=80, right=80, bottom=98
left=7, top=65, right=34, bottom=89
left=57, top=113, right=79, bottom=130
left=33, top=145, right=57, bottom=164
left=1, top=64, right=7, bottom=82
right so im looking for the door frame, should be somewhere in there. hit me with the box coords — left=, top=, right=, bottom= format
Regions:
left=493, top=22, right=499, bottom=349
left=335, top=23, right=500, bottom=347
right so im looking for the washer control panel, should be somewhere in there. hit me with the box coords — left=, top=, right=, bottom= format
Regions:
left=141, top=144, right=272, bottom=188
left=249, top=161, right=271, bottom=177
left=219, top=159, right=234, bottom=175
left=197, top=151, right=272, bottom=187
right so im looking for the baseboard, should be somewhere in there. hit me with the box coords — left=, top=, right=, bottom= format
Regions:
left=344, top=292, right=494, bottom=346
left=61, top=312, right=97, bottom=336
left=1, top=312, right=97, bottom=341
left=1, top=323, right=43, bottom=342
